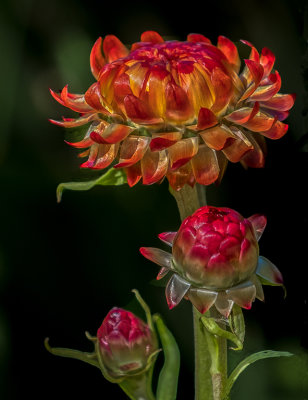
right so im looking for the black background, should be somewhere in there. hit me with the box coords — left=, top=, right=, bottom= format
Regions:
left=0, top=0, right=308, bottom=398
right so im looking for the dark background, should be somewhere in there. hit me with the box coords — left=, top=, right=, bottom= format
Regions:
left=0, top=0, right=308, bottom=398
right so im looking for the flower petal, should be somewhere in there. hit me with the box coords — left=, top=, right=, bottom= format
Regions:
left=95, top=123, right=133, bottom=144
left=248, top=71, right=281, bottom=102
left=260, top=47, right=275, bottom=78
left=191, top=145, right=220, bottom=185
left=150, top=132, right=182, bottom=151
left=210, top=67, right=233, bottom=114
left=226, top=281, right=256, bottom=309
left=259, top=93, right=296, bottom=111
left=90, top=37, right=106, bottom=80
left=165, top=274, right=191, bottom=309
left=103, top=35, right=129, bottom=63
left=140, top=247, right=173, bottom=268
left=158, top=232, right=177, bottom=246
left=84, top=82, right=109, bottom=113
left=91, top=143, right=119, bottom=169
left=217, top=36, right=240, bottom=73
left=241, top=111, right=275, bottom=132
left=157, top=267, right=170, bottom=280
left=256, top=256, right=283, bottom=285
left=188, top=287, right=218, bottom=314
left=49, top=114, right=96, bottom=128
left=240, top=132, right=265, bottom=168
left=215, top=292, right=234, bottom=317
left=165, top=82, right=194, bottom=123
left=168, top=137, right=199, bottom=170
left=200, top=124, right=236, bottom=150
left=224, top=103, right=259, bottom=125
left=250, top=275, right=265, bottom=301
left=248, top=214, right=267, bottom=241
left=60, top=85, right=93, bottom=113
left=197, top=107, right=218, bottom=130
left=239, top=60, right=264, bottom=101
left=141, top=31, right=164, bottom=43
left=260, top=120, right=288, bottom=140
left=240, top=40, right=260, bottom=63
left=125, top=162, right=142, bottom=187
left=115, top=135, right=150, bottom=168
left=187, top=33, right=211, bottom=44
left=65, top=137, right=93, bottom=148
left=222, top=127, right=253, bottom=163
left=124, top=94, right=163, bottom=124
left=141, top=149, right=169, bottom=185
left=167, top=162, right=195, bottom=191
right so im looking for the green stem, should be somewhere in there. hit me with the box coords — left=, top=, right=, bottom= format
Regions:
left=170, top=184, right=228, bottom=400
left=119, top=370, right=156, bottom=400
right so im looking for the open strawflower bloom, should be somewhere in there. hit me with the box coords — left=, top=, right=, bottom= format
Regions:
left=50, top=31, right=295, bottom=190
left=140, top=206, right=284, bottom=317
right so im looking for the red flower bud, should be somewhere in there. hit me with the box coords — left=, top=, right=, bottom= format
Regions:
left=97, top=308, right=157, bottom=376
left=140, top=206, right=283, bottom=317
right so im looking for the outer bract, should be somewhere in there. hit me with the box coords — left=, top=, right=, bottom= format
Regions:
left=50, top=31, right=295, bottom=190
left=97, top=307, right=157, bottom=377
left=140, top=206, right=284, bottom=317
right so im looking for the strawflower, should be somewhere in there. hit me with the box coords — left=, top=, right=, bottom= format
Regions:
left=50, top=31, right=295, bottom=190
left=140, top=206, right=284, bottom=317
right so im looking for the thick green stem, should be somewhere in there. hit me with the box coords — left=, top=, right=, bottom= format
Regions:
left=170, top=184, right=228, bottom=400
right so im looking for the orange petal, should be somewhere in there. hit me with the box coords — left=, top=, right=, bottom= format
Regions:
left=115, top=135, right=150, bottom=168
left=197, top=108, right=218, bottom=130
left=167, top=162, right=195, bottom=191
left=124, top=94, right=162, bottom=124
left=224, top=103, right=259, bottom=125
left=239, top=60, right=264, bottom=101
left=240, top=40, right=260, bottom=63
left=125, top=62, right=149, bottom=98
left=241, top=111, right=275, bottom=132
left=92, top=143, right=119, bottom=169
left=217, top=36, right=240, bottom=73
left=150, top=131, right=182, bottom=151
left=191, top=145, right=220, bottom=185
left=60, top=85, right=93, bottom=113
left=143, top=66, right=170, bottom=118
left=248, top=71, right=281, bottom=102
left=91, top=123, right=133, bottom=144
left=103, top=35, right=129, bottom=63
left=141, top=31, right=164, bottom=43
left=168, top=137, right=199, bottom=170
left=50, top=88, right=65, bottom=106
left=240, top=132, right=265, bottom=168
left=65, top=137, right=93, bottom=148
left=215, top=151, right=228, bottom=185
left=85, top=82, right=109, bottom=113
left=199, top=124, right=236, bottom=150
left=260, top=47, right=275, bottom=78
left=90, top=37, right=106, bottom=80
left=260, top=120, right=288, bottom=140
left=125, top=162, right=142, bottom=187
left=49, top=114, right=96, bottom=128
left=259, top=93, right=296, bottom=111
left=187, top=33, right=211, bottom=44
left=141, top=149, right=169, bottom=184
left=210, top=67, right=233, bottom=114
left=165, top=82, right=194, bottom=123
left=80, top=143, right=98, bottom=167
left=222, top=127, right=253, bottom=162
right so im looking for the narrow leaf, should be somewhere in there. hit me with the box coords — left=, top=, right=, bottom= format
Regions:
left=56, top=167, right=127, bottom=202
left=201, top=316, right=243, bottom=351
left=224, top=350, right=293, bottom=399
left=228, top=304, right=245, bottom=344
left=154, top=314, right=180, bottom=400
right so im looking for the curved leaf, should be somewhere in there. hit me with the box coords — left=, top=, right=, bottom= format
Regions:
left=201, top=316, right=243, bottom=351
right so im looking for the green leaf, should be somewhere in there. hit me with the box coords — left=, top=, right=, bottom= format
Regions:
left=228, top=304, right=245, bottom=344
left=56, top=167, right=127, bottom=202
left=201, top=316, right=243, bottom=351
left=153, top=314, right=180, bottom=400
left=223, top=350, right=293, bottom=399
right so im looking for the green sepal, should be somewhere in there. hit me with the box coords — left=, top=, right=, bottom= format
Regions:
left=201, top=316, right=243, bottom=351
left=132, top=289, right=154, bottom=331
left=153, top=314, right=180, bottom=400
left=56, top=167, right=127, bottom=202
left=228, top=304, right=245, bottom=344
left=258, top=276, right=287, bottom=298
left=223, top=350, right=293, bottom=399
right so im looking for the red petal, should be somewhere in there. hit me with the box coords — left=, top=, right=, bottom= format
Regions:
left=248, top=214, right=267, bottom=241
left=240, top=40, right=260, bottom=63
left=85, top=83, right=109, bottom=113
left=191, top=145, right=220, bottom=185
left=165, top=82, right=194, bottom=123
left=49, top=114, right=95, bottom=128
left=217, top=36, right=240, bottom=73
left=103, top=35, right=129, bottom=63
left=158, top=232, right=177, bottom=246
left=141, top=31, right=164, bottom=43
left=124, top=94, right=162, bottom=124
left=222, top=127, right=253, bottom=162
left=224, top=103, right=259, bottom=125
left=90, top=37, right=106, bottom=80
left=197, top=108, right=218, bottom=130
left=125, top=162, right=142, bottom=187
left=65, top=137, right=93, bottom=148
left=91, top=143, right=119, bottom=169
left=97, top=123, right=133, bottom=144
left=115, top=136, right=150, bottom=168
left=260, top=120, right=288, bottom=139
left=248, top=71, right=281, bottom=102
left=239, top=60, right=264, bottom=101
left=150, top=132, right=182, bottom=151
left=240, top=132, right=265, bottom=168
left=60, top=85, right=93, bottom=113
left=141, top=149, right=169, bottom=184
left=113, top=72, right=133, bottom=107
left=210, top=67, right=233, bottom=113
left=168, top=137, right=199, bottom=170
left=241, top=111, right=275, bottom=132
left=50, top=88, right=64, bottom=106
left=167, top=162, right=195, bottom=191
left=260, top=93, right=295, bottom=111
left=187, top=33, right=211, bottom=44
left=260, top=47, right=275, bottom=78
left=200, top=124, right=236, bottom=150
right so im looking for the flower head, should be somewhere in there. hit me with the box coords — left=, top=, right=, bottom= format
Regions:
left=97, top=307, right=157, bottom=377
left=140, top=206, right=283, bottom=317
left=50, top=32, right=295, bottom=190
